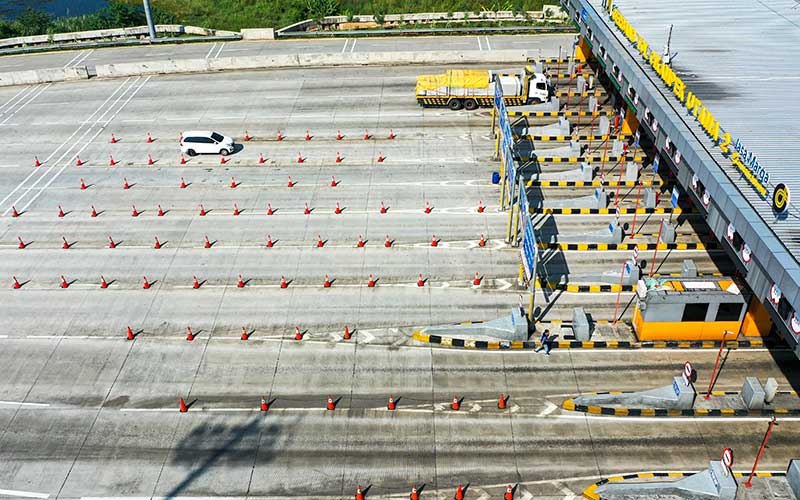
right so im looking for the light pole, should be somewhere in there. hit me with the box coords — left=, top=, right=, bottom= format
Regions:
left=143, top=0, right=157, bottom=41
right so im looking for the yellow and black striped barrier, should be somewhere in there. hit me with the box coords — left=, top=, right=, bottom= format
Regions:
left=411, top=331, right=785, bottom=351
left=550, top=72, right=592, bottom=79
left=508, top=110, right=616, bottom=117
left=553, top=90, right=605, bottom=97
left=531, top=207, right=691, bottom=215
left=528, top=57, right=574, bottom=63
left=514, top=134, right=627, bottom=141
left=582, top=471, right=787, bottom=499
left=534, top=281, right=635, bottom=292
left=525, top=180, right=663, bottom=187
left=562, top=392, right=800, bottom=418
left=539, top=242, right=718, bottom=251
left=518, top=155, right=645, bottom=163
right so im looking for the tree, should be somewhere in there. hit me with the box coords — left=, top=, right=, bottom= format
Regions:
left=13, top=8, right=52, bottom=36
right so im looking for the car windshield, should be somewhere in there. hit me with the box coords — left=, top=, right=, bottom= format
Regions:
left=211, top=132, right=225, bottom=142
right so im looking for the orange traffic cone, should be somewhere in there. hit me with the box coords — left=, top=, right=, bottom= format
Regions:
left=498, top=393, right=507, bottom=409
left=62, top=236, right=69, bottom=249
left=100, top=275, right=108, bottom=288
left=233, top=203, right=240, bottom=216
left=343, top=325, right=351, bottom=340
left=368, top=274, right=376, bottom=287
left=479, top=234, right=486, bottom=247
left=305, top=203, right=311, bottom=215
left=331, top=175, right=337, bottom=187
left=388, top=129, right=395, bottom=139
left=192, top=276, right=200, bottom=289
left=131, top=204, right=139, bottom=217
left=154, top=236, right=162, bottom=249
left=388, top=395, right=396, bottom=410
left=337, top=130, right=343, bottom=140
left=504, top=484, right=513, bottom=500
left=147, top=132, right=154, bottom=143
left=244, top=130, right=251, bottom=141
left=127, top=326, right=135, bottom=340
left=180, top=154, right=187, bottom=165
left=157, top=204, right=165, bottom=217
left=277, top=130, right=283, bottom=141
left=180, top=176, right=187, bottom=188
left=147, top=154, right=154, bottom=165
left=80, top=178, right=87, bottom=190
left=336, top=152, right=342, bottom=163
left=356, top=484, right=364, bottom=500
left=109, top=155, right=116, bottom=166
left=364, top=130, right=370, bottom=140
left=12, top=206, right=19, bottom=217
left=259, top=152, right=266, bottom=164
left=199, top=204, right=206, bottom=216
left=267, top=235, right=275, bottom=248
left=473, top=272, right=481, bottom=286
left=455, top=484, right=464, bottom=500
left=75, top=156, right=83, bottom=166
left=34, top=155, right=42, bottom=166
left=220, top=156, right=227, bottom=165
left=377, top=152, right=384, bottom=162
left=143, top=276, right=151, bottom=289
left=260, top=395, right=269, bottom=411
left=294, top=326, right=302, bottom=340
left=241, top=326, right=249, bottom=340
left=90, top=205, right=97, bottom=217
left=317, top=234, right=324, bottom=247
left=335, top=202, right=342, bottom=214
left=417, top=274, right=425, bottom=287
left=477, top=201, right=485, bottom=213
left=287, top=175, right=294, bottom=187
left=237, top=274, right=245, bottom=288
left=12, top=276, right=21, bottom=289
left=186, top=326, right=195, bottom=341
left=58, top=205, right=65, bottom=217
left=384, top=235, right=391, bottom=248
left=380, top=201, right=387, bottom=214
left=179, top=398, right=188, bottom=412
left=17, top=236, right=25, bottom=249
left=323, top=274, right=332, bottom=288
left=357, top=234, right=365, bottom=248
left=451, top=395, right=460, bottom=411
left=424, top=202, right=431, bottom=214
left=60, top=275, right=69, bottom=288
left=108, top=235, right=117, bottom=249
left=204, top=235, right=212, bottom=249
left=409, top=484, right=418, bottom=500
left=327, top=395, right=335, bottom=410
left=305, top=130, right=311, bottom=140
left=267, top=203, right=274, bottom=215
left=431, top=235, right=438, bottom=247
left=111, top=133, right=117, bottom=143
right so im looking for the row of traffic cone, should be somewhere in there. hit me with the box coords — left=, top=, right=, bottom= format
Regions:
left=106, top=130, right=396, bottom=144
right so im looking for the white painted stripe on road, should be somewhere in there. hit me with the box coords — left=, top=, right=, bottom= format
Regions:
left=476, top=36, right=483, bottom=51
left=341, top=39, right=349, bottom=53
left=0, top=85, right=32, bottom=113
left=213, top=42, right=226, bottom=59
left=350, top=39, right=357, bottom=53
left=0, top=488, right=48, bottom=499
left=70, top=49, right=94, bottom=67
left=204, top=42, right=217, bottom=59
left=0, top=84, right=49, bottom=126
left=485, top=36, right=492, bottom=51
left=61, top=50, right=85, bottom=68
left=0, top=401, right=50, bottom=407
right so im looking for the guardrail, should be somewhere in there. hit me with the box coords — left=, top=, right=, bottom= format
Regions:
left=278, top=26, right=574, bottom=38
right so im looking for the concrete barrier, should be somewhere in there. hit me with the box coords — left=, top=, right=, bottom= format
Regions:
left=0, top=49, right=537, bottom=87
left=241, top=28, right=275, bottom=40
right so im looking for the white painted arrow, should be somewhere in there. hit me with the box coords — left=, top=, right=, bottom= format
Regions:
left=510, top=403, right=521, bottom=414
left=469, top=403, right=482, bottom=413
left=359, top=330, right=375, bottom=344
left=538, top=401, right=558, bottom=417
left=496, top=278, right=512, bottom=291
left=518, top=486, right=534, bottom=500
left=473, top=487, right=491, bottom=500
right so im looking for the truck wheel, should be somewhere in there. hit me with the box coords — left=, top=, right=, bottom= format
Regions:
left=464, top=99, right=478, bottom=111
left=448, top=99, right=463, bottom=111
left=528, top=98, right=543, bottom=105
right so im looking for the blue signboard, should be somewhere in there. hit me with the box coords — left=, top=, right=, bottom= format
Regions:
left=518, top=181, right=528, bottom=215
left=580, top=7, right=588, bottom=23
left=652, top=155, right=660, bottom=174
left=521, top=216, right=537, bottom=281
left=671, top=186, right=680, bottom=208
left=505, top=145, right=516, bottom=192
left=634, top=130, right=640, bottom=148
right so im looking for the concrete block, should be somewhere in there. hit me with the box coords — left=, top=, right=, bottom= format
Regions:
left=588, top=95, right=597, bottom=112
left=709, top=460, right=738, bottom=500
left=533, top=61, right=544, bottom=73
left=787, top=460, right=800, bottom=499
left=593, top=187, right=607, bottom=209
left=681, top=259, right=698, bottom=278
left=572, top=307, right=590, bottom=341
left=765, top=377, right=778, bottom=403
left=596, top=461, right=736, bottom=500
left=241, top=28, right=275, bottom=40
left=573, top=374, right=695, bottom=409
left=421, top=308, right=529, bottom=342
left=741, top=377, right=766, bottom=410
left=611, top=139, right=624, bottom=156
left=597, top=116, right=610, bottom=135
left=624, top=161, right=638, bottom=181
left=661, top=222, right=676, bottom=244
left=643, top=187, right=656, bottom=209
left=579, top=162, right=593, bottom=181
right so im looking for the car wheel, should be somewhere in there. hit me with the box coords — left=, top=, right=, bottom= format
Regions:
left=220, top=149, right=230, bottom=156
left=187, top=149, right=197, bottom=157
left=464, top=99, right=478, bottom=111
left=448, top=99, right=463, bottom=111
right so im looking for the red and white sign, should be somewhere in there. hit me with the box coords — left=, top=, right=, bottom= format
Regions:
left=726, top=223, right=735, bottom=242
left=742, top=243, right=752, bottom=264
left=615, top=205, right=621, bottom=219
left=651, top=119, right=659, bottom=132
left=722, top=448, right=734, bottom=468
left=683, top=361, right=693, bottom=385
left=770, top=284, right=782, bottom=305
left=691, top=174, right=699, bottom=190
left=702, top=191, right=711, bottom=207
left=674, top=151, right=682, bottom=165
left=665, top=136, right=671, bottom=151
left=633, top=247, right=639, bottom=260
left=790, top=312, right=800, bottom=335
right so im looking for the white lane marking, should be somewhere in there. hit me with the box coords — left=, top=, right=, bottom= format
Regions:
left=213, top=42, right=226, bottom=59
left=0, top=489, right=48, bottom=499
left=341, top=39, right=349, bottom=53
left=485, top=36, right=492, bottom=50
left=476, top=35, right=483, bottom=51
left=0, top=85, right=32, bottom=113
left=204, top=42, right=218, bottom=59
left=538, top=401, right=559, bottom=416
left=0, top=84, right=49, bottom=126
left=0, top=401, right=50, bottom=407
left=0, top=78, right=132, bottom=212
left=349, top=39, right=357, bottom=53
left=61, top=50, right=85, bottom=68
left=19, top=76, right=151, bottom=213
left=70, top=49, right=94, bottom=67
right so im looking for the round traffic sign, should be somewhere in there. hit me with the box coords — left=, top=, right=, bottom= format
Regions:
left=722, top=448, right=733, bottom=468
left=770, top=283, right=782, bottom=305
left=683, top=361, right=693, bottom=380
left=702, top=191, right=711, bottom=207
left=691, top=174, right=698, bottom=190
left=674, top=151, right=682, bottom=165
left=742, top=243, right=752, bottom=264
left=791, top=312, right=800, bottom=335
left=726, top=223, right=735, bottom=242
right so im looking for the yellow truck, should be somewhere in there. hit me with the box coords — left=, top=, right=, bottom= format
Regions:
left=416, top=66, right=551, bottom=110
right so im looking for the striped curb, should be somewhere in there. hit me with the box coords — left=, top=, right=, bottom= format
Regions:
left=518, top=154, right=645, bottom=162
left=411, top=331, right=786, bottom=351
left=525, top=180, right=661, bottom=187
left=582, top=471, right=786, bottom=499
left=530, top=207, right=691, bottom=215
left=508, top=110, right=617, bottom=117
left=538, top=242, right=718, bottom=251
left=562, top=391, right=800, bottom=418
left=514, top=134, right=628, bottom=141
left=534, top=281, right=635, bottom=292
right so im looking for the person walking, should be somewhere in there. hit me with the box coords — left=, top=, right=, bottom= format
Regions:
left=534, top=329, right=552, bottom=355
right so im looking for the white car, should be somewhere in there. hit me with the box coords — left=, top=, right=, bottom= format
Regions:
left=180, top=130, right=236, bottom=156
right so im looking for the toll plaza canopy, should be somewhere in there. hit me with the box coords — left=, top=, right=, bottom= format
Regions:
left=561, top=0, right=800, bottom=350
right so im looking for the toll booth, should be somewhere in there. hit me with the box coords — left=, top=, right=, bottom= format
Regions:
left=633, top=276, right=754, bottom=340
